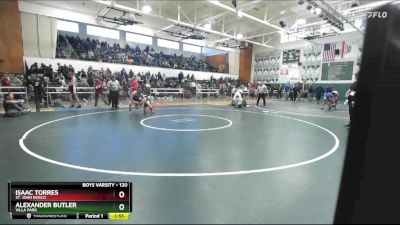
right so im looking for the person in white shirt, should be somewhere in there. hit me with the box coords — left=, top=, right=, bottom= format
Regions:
left=232, top=89, right=244, bottom=108
left=256, top=84, right=268, bottom=107
left=107, top=76, right=121, bottom=109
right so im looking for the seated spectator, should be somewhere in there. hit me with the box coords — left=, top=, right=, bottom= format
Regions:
left=10, top=76, right=23, bottom=86
left=1, top=74, right=11, bottom=86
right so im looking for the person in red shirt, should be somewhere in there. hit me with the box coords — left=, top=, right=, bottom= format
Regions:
left=130, top=76, right=139, bottom=93
left=94, top=74, right=107, bottom=107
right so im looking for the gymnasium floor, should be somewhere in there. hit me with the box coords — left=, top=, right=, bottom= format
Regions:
left=0, top=100, right=350, bottom=224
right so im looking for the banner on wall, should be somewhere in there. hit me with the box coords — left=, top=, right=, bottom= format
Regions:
left=280, top=64, right=299, bottom=82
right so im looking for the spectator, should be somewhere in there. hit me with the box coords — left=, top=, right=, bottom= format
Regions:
left=94, top=74, right=107, bottom=107
left=284, top=82, right=290, bottom=101
left=130, top=76, right=139, bottom=94
left=315, top=85, right=324, bottom=104
left=292, top=85, right=299, bottom=103
left=256, top=83, right=268, bottom=107
left=178, top=71, right=184, bottom=83
left=1, top=75, right=11, bottom=86
left=308, top=85, right=314, bottom=102
left=345, top=72, right=359, bottom=127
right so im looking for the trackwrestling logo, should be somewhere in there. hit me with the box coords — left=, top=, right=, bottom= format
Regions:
left=367, top=11, right=388, bottom=19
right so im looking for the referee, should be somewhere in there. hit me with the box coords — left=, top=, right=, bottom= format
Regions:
left=107, top=76, right=121, bottom=109
left=256, top=83, right=268, bottom=107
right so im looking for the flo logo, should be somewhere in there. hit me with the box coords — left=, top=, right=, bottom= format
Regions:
left=367, top=11, right=388, bottom=19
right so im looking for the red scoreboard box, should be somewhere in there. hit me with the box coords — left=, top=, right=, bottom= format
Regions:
left=8, top=182, right=132, bottom=220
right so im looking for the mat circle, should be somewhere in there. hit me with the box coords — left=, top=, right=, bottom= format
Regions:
left=140, top=114, right=233, bottom=131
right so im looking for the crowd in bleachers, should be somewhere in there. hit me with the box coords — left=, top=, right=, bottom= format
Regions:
left=7, top=62, right=246, bottom=102
left=56, top=35, right=213, bottom=72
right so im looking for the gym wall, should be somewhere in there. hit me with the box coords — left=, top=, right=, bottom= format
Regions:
left=0, top=0, right=24, bottom=73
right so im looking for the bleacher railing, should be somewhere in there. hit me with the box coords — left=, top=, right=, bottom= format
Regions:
left=195, top=88, right=220, bottom=97
left=45, top=85, right=96, bottom=108
left=150, top=88, right=184, bottom=98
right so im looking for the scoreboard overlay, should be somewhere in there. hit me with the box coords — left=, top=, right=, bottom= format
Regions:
left=8, top=182, right=132, bottom=220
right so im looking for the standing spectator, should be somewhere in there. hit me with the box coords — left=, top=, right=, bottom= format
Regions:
left=78, top=69, right=86, bottom=81
left=292, top=85, right=299, bottom=103
left=94, top=74, right=107, bottom=107
left=277, top=84, right=283, bottom=100
left=130, top=76, right=139, bottom=94
left=315, top=85, right=324, bottom=104
left=345, top=72, right=359, bottom=127
left=57, top=63, right=63, bottom=75
left=68, top=65, right=75, bottom=74
left=107, top=76, right=121, bottom=109
left=308, top=85, right=314, bottom=102
left=62, top=64, right=69, bottom=78
left=256, top=83, right=268, bottom=107
left=297, top=85, right=302, bottom=102
left=44, top=65, right=53, bottom=81
left=178, top=71, right=184, bottom=83
left=284, top=82, right=290, bottom=101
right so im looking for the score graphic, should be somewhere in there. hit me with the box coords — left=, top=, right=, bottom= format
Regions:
left=8, top=182, right=132, bottom=220
left=282, top=49, right=300, bottom=64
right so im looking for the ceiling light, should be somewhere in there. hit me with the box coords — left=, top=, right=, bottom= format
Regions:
left=296, top=18, right=306, bottom=25
left=351, top=0, right=360, bottom=8
left=315, top=8, right=322, bottom=14
left=238, top=11, right=243, bottom=17
left=280, top=10, right=286, bottom=15
left=236, top=33, right=244, bottom=39
left=142, top=5, right=152, bottom=13
left=204, top=23, right=212, bottom=30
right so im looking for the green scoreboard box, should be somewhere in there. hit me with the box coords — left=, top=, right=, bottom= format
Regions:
left=282, top=49, right=300, bottom=64
left=321, top=61, right=354, bottom=81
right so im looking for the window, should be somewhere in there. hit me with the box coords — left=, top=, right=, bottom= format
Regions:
left=157, top=39, right=179, bottom=49
left=87, top=25, right=119, bottom=39
left=183, top=44, right=201, bottom=53
left=57, top=20, right=79, bottom=33
left=126, top=33, right=153, bottom=45
left=121, top=25, right=154, bottom=36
